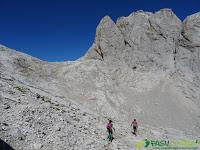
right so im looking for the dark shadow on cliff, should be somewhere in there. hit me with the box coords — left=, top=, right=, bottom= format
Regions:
left=0, top=139, right=14, bottom=150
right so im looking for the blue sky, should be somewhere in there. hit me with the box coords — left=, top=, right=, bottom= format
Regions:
left=0, top=0, right=199, bottom=61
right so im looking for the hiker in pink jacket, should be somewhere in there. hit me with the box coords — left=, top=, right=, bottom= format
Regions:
left=107, top=120, right=113, bottom=135
left=106, top=120, right=115, bottom=142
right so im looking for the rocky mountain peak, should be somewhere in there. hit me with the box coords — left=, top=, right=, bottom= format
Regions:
left=84, top=9, right=200, bottom=75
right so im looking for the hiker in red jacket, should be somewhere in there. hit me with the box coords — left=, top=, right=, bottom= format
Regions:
left=131, top=119, right=138, bottom=135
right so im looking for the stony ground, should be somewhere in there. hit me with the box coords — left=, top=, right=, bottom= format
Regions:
left=1, top=62, right=199, bottom=150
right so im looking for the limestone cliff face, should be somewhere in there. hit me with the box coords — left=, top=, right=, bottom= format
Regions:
left=86, top=9, right=200, bottom=76
left=177, top=12, right=200, bottom=75
left=0, top=9, right=200, bottom=150
left=86, top=9, right=182, bottom=71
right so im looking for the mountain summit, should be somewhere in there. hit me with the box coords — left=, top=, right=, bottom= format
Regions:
left=0, top=9, right=200, bottom=149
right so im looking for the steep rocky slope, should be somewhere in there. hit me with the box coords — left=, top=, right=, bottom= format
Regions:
left=1, top=9, right=200, bottom=149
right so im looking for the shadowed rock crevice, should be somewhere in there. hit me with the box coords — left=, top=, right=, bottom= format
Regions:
left=0, top=139, right=14, bottom=150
